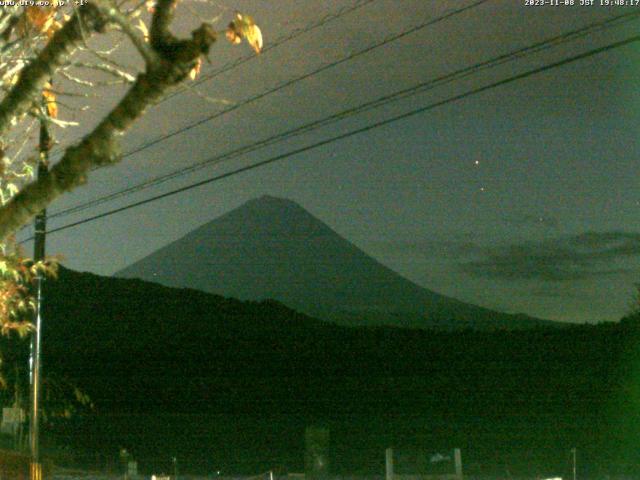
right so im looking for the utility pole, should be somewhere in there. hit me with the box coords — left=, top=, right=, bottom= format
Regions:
left=29, top=99, right=51, bottom=480
left=571, top=448, right=577, bottom=480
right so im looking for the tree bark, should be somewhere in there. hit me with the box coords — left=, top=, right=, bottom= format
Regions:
left=0, top=1, right=217, bottom=242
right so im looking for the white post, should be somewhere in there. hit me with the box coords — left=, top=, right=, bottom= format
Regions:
left=454, top=448, right=462, bottom=479
left=386, top=448, right=394, bottom=480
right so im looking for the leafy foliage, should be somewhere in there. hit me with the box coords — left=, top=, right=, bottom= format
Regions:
left=0, top=249, right=57, bottom=337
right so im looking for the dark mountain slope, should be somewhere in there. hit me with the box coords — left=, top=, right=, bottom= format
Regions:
left=32, top=267, right=640, bottom=475
left=116, top=195, right=556, bottom=330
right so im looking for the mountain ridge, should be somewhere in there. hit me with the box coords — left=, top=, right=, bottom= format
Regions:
left=116, top=195, right=558, bottom=330
left=32, top=265, right=638, bottom=474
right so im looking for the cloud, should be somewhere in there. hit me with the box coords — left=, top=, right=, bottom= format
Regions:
left=460, top=231, right=640, bottom=282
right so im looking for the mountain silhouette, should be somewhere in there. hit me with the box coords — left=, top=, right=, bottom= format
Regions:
left=116, top=195, right=556, bottom=330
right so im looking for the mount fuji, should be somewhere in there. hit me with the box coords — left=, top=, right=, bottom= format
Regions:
left=116, top=195, right=556, bottom=330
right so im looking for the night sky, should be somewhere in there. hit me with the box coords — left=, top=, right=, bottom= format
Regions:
left=17, top=0, right=640, bottom=323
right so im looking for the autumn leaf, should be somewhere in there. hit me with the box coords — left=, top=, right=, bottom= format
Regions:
left=227, top=13, right=263, bottom=54
left=1, top=321, right=33, bottom=337
left=24, top=6, right=56, bottom=35
left=225, top=27, right=241, bottom=45
left=189, top=58, right=202, bottom=80
left=42, top=83, right=57, bottom=118
left=45, top=19, right=62, bottom=39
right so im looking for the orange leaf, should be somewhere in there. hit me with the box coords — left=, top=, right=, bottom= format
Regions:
left=227, top=13, right=262, bottom=53
left=189, top=58, right=202, bottom=80
left=226, top=27, right=241, bottom=45
left=42, top=84, right=57, bottom=118
left=25, top=6, right=56, bottom=34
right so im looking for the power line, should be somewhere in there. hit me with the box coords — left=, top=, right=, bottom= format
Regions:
left=22, top=32, right=640, bottom=241
left=47, top=0, right=380, bottom=159
left=44, top=0, right=491, bottom=219
left=165, top=0, right=380, bottom=98
left=128, top=0, right=491, bottom=156
left=43, top=0, right=491, bottom=217
left=46, top=9, right=640, bottom=221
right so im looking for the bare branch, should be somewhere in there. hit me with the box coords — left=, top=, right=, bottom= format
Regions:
left=71, top=0, right=91, bottom=47
left=44, top=87, right=97, bottom=99
left=185, top=86, right=232, bottom=106
left=83, top=41, right=124, bottom=58
left=0, top=14, right=20, bottom=46
left=0, top=6, right=217, bottom=241
left=7, top=118, right=37, bottom=161
left=100, top=3, right=158, bottom=65
left=45, top=117, right=80, bottom=128
left=72, top=61, right=136, bottom=82
left=0, top=5, right=108, bottom=140
left=58, top=70, right=95, bottom=88
left=124, top=0, right=151, bottom=18
left=150, top=0, right=177, bottom=49
left=81, top=42, right=137, bottom=73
